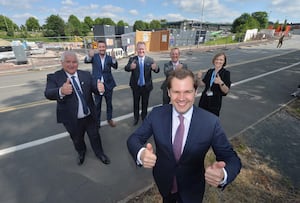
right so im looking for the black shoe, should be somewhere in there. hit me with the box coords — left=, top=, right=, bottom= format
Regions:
left=133, top=119, right=138, bottom=126
left=77, top=152, right=85, bottom=165
left=98, top=153, right=110, bottom=165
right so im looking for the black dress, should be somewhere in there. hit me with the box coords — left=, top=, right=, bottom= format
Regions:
left=198, top=67, right=231, bottom=116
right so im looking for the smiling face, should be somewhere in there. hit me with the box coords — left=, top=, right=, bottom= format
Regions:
left=168, top=76, right=197, bottom=114
left=170, top=48, right=180, bottom=63
left=213, top=53, right=226, bottom=69
left=137, top=42, right=146, bottom=57
left=97, top=41, right=107, bottom=56
left=61, top=52, right=78, bottom=75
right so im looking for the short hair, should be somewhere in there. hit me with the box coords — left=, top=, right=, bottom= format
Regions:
left=167, top=68, right=198, bottom=90
left=61, top=51, right=78, bottom=62
left=212, top=52, right=227, bottom=67
left=97, top=40, right=107, bottom=46
left=170, top=47, right=180, bottom=55
left=136, top=41, right=146, bottom=47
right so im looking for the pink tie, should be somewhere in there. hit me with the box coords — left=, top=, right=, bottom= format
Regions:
left=173, top=114, right=184, bottom=161
left=171, top=114, right=185, bottom=193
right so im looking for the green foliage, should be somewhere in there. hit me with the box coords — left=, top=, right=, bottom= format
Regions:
left=84, top=16, right=94, bottom=29
left=252, top=11, right=268, bottom=29
left=0, top=15, right=17, bottom=36
left=117, top=20, right=126, bottom=27
left=134, top=20, right=147, bottom=31
left=26, top=17, right=40, bottom=31
left=274, top=21, right=280, bottom=29
left=94, top=17, right=103, bottom=25
left=204, top=36, right=236, bottom=45
left=149, top=20, right=161, bottom=30
left=43, top=15, right=66, bottom=38
left=66, top=14, right=82, bottom=36
left=232, top=13, right=260, bottom=33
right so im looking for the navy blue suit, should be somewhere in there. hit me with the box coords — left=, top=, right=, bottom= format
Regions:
left=127, top=104, right=241, bottom=202
left=44, top=69, right=105, bottom=157
left=85, top=54, right=118, bottom=124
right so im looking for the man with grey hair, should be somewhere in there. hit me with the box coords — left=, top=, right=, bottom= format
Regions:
left=45, top=51, right=110, bottom=165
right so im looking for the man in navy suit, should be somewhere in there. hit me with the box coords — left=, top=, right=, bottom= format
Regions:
left=45, top=51, right=110, bottom=165
left=127, top=68, right=241, bottom=202
left=125, top=41, right=160, bottom=125
left=84, top=40, right=118, bottom=128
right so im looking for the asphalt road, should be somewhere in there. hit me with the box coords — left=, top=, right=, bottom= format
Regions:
left=0, top=35, right=299, bottom=203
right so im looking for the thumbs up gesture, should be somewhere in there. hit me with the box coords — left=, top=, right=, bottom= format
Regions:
left=61, top=78, right=73, bottom=95
left=140, top=143, right=157, bottom=168
left=111, top=48, right=116, bottom=59
left=130, top=59, right=137, bottom=70
left=97, top=79, right=105, bottom=94
left=205, top=161, right=226, bottom=187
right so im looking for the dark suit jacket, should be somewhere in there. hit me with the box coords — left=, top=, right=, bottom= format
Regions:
left=160, top=61, right=188, bottom=89
left=84, top=54, right=118, bottom=91
left=124, top=55, right=160, bottom=91
left=127, top=105, right=241, bottom=202
left=44, top=69, right=99, bottom=125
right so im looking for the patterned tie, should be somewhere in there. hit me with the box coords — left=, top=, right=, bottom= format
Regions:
left=138, top=59, right=145, bottom=86
left=173, top=114, right=185, bottom=161
left=71, top=76, right=89, bottom=115
left=171, top=114, right=185, bottom=193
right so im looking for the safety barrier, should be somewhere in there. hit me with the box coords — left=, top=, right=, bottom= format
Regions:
left=106, top=48, right=124, bottom=59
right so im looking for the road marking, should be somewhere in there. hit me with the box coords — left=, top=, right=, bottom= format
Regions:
left=0, top=60, right=299, bottom=156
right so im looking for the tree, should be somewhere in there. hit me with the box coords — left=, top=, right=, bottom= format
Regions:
left=0, top=15, right=17, bottom=36
left=231, top=13, right=259, bottom=33
left=81, top=22, right=91, bottom=36
left=94, top=17, right=103, bottom=25
left=65, top=14, right=82, bottom=36
left=84, top=16, right=94, bottom=29
left=102, top=18, right=116, bottom=26
left=44, top=14, right=65, bottom=38
left=133, top=20, right=146, bottom=31
left=149, top=20, right=161, bottom=30
left=160, top=19, right=167, bottom=28
left=26, top=17, right=40, bottom=31
left=252, top=11, right=268, bottom=29
left=117, top=20, right=127, bottom=27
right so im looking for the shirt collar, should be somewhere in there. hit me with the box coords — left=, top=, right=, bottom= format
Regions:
left=172, top=105, right=193, bottom=120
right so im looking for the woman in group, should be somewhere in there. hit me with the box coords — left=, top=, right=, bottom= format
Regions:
left=197, top=52, right=231, bottom=116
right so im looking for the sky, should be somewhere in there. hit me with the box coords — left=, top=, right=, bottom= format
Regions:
left=0, top=0, right=299, bottom=27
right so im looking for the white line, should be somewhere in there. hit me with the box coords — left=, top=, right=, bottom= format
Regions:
left=231, top=61, right=300, bottom=86
left=0, top=132, right=68, bottom=156
left=0, top=61, right=299, bottom=157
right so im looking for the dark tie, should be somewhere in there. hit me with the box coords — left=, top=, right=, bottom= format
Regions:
left=171, top=114, right=185, bottom=193
left=71, top=76, right=89, bottom=115
left=138, top=59, right=145, bottom=86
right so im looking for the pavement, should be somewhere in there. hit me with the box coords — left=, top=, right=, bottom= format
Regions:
left=0, top=35, right=299, bottom=202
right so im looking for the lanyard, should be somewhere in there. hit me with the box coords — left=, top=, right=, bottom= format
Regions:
left=209, top=70, right=216, bottom=87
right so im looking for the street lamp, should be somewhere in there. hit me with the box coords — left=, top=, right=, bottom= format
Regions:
left=200, top=0, right=205, bottom=31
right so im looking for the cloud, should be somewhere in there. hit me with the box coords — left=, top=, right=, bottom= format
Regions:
left=129, top=9, right=139, bottom=16
left=61, top=0, right=76, bottom=6
left=102, top=5, right=124, bottom=13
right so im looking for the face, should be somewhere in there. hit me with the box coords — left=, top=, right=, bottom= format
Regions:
left=168, top=76, right=197, bottom=114
left=97, top=42, right=107, bottom=56
left=170, top=49, right=180, bottom=63
left=62, top=54, right=78, bottom=75
left=213, top=54, right=225, bottom=69
left=137, top=43, right=146, bottom=57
